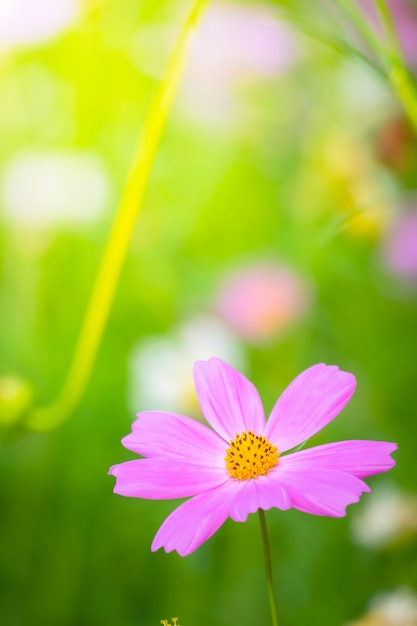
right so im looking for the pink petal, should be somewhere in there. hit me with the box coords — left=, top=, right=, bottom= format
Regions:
left=270, top=468, right=370, bottom=516
left=109, top=458, right=229, bottom=499
left=151, top=481, right=236, bottom=556
left=122, top=411, right=226, bottom=461
left=280, top=440, right=397, bottom=478
left=265, top=364, right=356, bottom=452
left=228, top=475, right=291, bottom=522
left=193, top=357, right=266, bottom=442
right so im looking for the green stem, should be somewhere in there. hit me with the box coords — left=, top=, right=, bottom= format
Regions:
left=372, top=0, right=417, bottom=132
left=335, top=0, right=387, bottom=60
left=336, top=0, right=417, bottom=133
left=258, top=509, right=279, bottom=626
left=373, top=0, right=402, bottom=62
left=25, top=0, right=210, bottom=431
left=388, top=66, right=417, bottom=131
left=278, top=9, right=384, bottom=78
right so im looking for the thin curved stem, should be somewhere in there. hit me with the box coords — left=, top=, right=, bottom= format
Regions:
left=335, top=0, right=387, bottom=61
left=278, top=9, right=384, bottom=78
left=335, top=0, right=417, bottom=133
left=373, top=0, right=403, bottom=63
left=25, top=0, right=210, bottom=431
left=388, top=66, right=417, bottom=131
left=259, top=509, right=279, bottom=626
left=372, top=0, right=417, bottom=131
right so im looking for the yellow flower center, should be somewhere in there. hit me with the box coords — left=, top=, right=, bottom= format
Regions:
left=160, top=619, right=179, bottom=626
left=224, top=430, right=279, bottom=480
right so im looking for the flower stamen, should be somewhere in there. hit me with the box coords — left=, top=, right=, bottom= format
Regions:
left=225, top=430, right=279, bottom=480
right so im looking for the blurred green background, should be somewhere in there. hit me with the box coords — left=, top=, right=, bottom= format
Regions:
left=1, top=0, right=417, bottom=625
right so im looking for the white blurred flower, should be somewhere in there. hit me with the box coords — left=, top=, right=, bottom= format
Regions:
left=128, top=316, right=246, bottom=416
left=1, top=150, right=110, bottom=229
left=336, top=61, right=392, bottom=116
left=346, top=588, right=417, bottom=626
left=0, top=0, right=80, bottom=51
left=351, top=484, right=417, bottom=549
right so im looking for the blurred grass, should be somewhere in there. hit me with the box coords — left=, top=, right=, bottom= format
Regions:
left=1, top=0, right=416, bottom=625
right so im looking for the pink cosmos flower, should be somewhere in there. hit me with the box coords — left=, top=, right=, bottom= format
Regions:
left=109, top=358, right=397, bottom=557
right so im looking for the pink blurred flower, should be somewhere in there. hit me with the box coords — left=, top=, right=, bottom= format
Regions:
left=382, top=208, right=417, bottom=280
left=360, top=0, right=417, bottom=66
left=385, top=0, right=417, bottom=66
left=215, top=262, right=312, bottom=344
left=180, top=2, right=297, bottom=126
left=189, top=2, right=295, bottom=81
left=0, top=0, right=79, bottom=50
left=109, top=358, right=396, bottom=556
